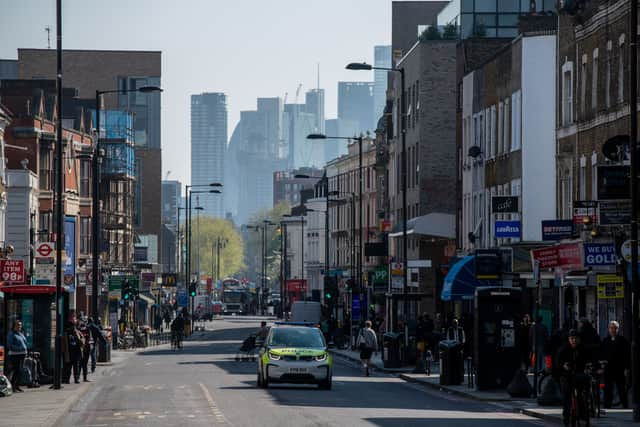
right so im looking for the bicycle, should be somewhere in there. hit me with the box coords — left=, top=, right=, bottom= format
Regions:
left=567, top=371, right=592, bottom=427
left=585, top=361, right=607, bottom=418
left=171, top=330, right=183, bottom=350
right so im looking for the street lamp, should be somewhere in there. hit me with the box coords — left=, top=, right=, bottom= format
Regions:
left=247, top=220, right=276, bottom=314
left=307, top=133, right=364, bottom=305
left=347, top=60, right=409, bottom=350
left=92, top=85, right=163, bottom=322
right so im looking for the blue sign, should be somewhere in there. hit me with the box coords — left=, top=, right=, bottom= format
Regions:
left=352, top=297, right=361, bottom=322
left=541, top=220, right=574, bottom=241
left=627, top=264, right=640, bottom=281
left=177, top=284, right=188, bottom=307
left=495, top=221, right=521, bottom=238
left=584, top=243, right=616, bottom=266
left=64, top=217, right=76, bottom=292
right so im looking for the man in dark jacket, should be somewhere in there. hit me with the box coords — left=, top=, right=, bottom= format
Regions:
left=87, top=317, right=107, bottom=373
left=556, top=329, right=593, bottom=426
left=600, top=320, right=630, bottom=408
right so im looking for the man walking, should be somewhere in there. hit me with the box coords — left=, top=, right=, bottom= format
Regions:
left=600, top=320, right=630, bottom=408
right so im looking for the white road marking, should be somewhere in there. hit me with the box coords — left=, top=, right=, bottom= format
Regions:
left=199, top=382, right=229, bottom=425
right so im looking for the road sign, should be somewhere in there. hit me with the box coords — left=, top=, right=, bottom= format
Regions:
left=621, top=240, right=640, bottom=263
left=0, top=260, right=24, bottom=283
left=36, top=242, right=55, bottom=258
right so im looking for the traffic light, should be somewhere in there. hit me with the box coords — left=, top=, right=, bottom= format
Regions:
left=121, top=280, right=131, bottom=301
left=189, top=281, right=197, bottom=297
left=324, top=277, right=338, bottom=301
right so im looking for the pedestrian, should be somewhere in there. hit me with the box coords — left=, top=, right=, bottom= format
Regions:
left=530, top=316, right=548, bottom=373
left=356, top=320, right=378, bottom=376
left=6, top=320, right=28, bottom=392
left=577, top=318, right=600, bottom=354
left=78, top=318, right=93, bottom=382
left=519, top=314, right=532, bottom=370
left=446, top=318, right=465, bottom=344
left=87, top=317, right=107, bottom=373
left=62, top=320, right=84, bottom=384
left=600, top=320, right=630, bottom=409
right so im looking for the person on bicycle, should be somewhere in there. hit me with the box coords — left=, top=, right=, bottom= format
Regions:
left=171, top=314, right=185, bottom=347
left=600, top=320, right=630, bottom=409
left=557, top=329, right=593, bottom=426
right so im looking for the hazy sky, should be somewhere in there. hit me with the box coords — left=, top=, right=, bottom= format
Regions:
left=1, top=0, right=391, bottom=186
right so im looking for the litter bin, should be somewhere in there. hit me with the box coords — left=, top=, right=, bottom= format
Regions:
left=98, top=329, right=111, bottom=363
left=383, top=332, right=402, bottom=369
left=439, top=340, right=463, bottom=385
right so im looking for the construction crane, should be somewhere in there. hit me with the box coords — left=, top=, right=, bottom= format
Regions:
left=165, top=171, right=171, bottom=180
left=294, top=84, right=303, bottom=104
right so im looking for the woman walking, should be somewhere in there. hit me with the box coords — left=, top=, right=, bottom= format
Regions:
left=357, top=320, right=378, bottom=377
left=7, top=320, right=28, bottom=392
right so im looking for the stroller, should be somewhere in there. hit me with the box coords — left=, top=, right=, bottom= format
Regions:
left=235, top=334, right=258, bottom=361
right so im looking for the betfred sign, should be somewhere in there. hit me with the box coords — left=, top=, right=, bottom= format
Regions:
left=531, top=243, right=582, bottom=269
left=0, top=260, right=25, bottom=283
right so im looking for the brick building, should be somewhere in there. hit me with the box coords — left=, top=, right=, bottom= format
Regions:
left=16, top=49, right=163, bottom=266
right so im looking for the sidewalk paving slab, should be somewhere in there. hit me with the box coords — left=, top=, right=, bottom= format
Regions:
left=0, top=348, right=137, bottom=427
left=330, top=348, right=426, bottom=373
left=398, top=372, right=636, bottom=426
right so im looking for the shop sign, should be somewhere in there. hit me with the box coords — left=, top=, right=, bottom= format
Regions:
left=0, top=345, right=4, bottom=375
left=0, top=260, right=25, bottom=283
left=621, top=240, right=640, bottom=263
left=599, top=200, right=632, bottom=225
left=495, top=220, right=521, bottom=238
left=531, top=243, right=582, bottom=269
left=491, top=196, right=519, bottom=213
left=573, top=201, right=598, bottom=225
left=596, top=274, right=624, bottom=299
left=390, top=262, right=404, bottom=276
left=541, top=220, right=574, bottom=241
left=597, top=165, right=630, bottom=200
left=583, top=243, right=616, bottom=267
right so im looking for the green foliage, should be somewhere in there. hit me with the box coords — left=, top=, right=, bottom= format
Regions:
left=472, top=23, right=487, bottom=38
left=242, top=202, right=291, bottom=285
left=419, top=26, right=442, bottom=41
left=443, top=23, right=458, bottom=39
left=188, top=217, right=244, bottom=279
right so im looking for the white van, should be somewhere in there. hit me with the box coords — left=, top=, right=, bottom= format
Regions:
left=290, top=301, right=321, bottom=324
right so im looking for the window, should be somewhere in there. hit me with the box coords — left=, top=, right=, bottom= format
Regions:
left=80, top=217, right=91, bottom=255
left=581, top=55, right=588, bottom=115
left=497, top=102, right=503, bottom=158
left=592, top=49, right=599, bottom=111
left=79, top=160, right=91, bottom=198
left=511, top=91, right=521, bottom=151
left=415, top=143, right=419, bottom=185
left=491, top=105, right=497, bottom=155
left=606, top=41, right=612, bottom=108
left=503, top=98, right=510, bottom=154
left=618, top=35, right=626, bottom=103
left=479, top=112, right=484, bottom=155
left=591, top=152, right=598, bottom=199
left=561, top=168, right=573, bottom=220
left=562, top=62, right=574, bottom=125
left=38, top=212, right=52, bottom=239
left=579, top=156, right=587, bottom=200
left=39, top=147, right=52, bottom=190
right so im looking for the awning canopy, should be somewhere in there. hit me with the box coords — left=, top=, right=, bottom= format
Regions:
left=389, top=213, right=455, bottom=239
left=137, top=293, right=156, bottom=306
left=441, top=256, right=498, bottom=301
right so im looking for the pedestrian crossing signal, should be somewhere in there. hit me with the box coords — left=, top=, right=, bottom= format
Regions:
left=189, top=282, right=197, bottom=297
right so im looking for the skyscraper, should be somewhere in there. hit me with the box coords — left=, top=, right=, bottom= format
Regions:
left=190, top=93, right=227, bottom=218
left=338, top=81, right=375, bottom=135
left=373, top=46, right=392, bottom=124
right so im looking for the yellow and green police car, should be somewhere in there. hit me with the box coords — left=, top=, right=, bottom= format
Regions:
left=257, top=323, right=333, bottom=390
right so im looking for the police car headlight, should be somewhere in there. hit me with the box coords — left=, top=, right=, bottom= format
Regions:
left=314, top=353, right=327, bottom=362
left=268, top=351, right=281, bottom=361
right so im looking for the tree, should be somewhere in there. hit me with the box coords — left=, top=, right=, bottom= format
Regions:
left=419, top=26, right=442, bottom=41
left=443, top=23, right=458, bottom=39
left=188, top=217, right=244, bottom=280
left=241, top=202, right=291, bottom=286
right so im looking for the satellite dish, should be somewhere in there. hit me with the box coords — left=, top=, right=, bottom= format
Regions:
left=602, top=135, right=630, bottom=162
left=468, top=146, right=482, bottom=158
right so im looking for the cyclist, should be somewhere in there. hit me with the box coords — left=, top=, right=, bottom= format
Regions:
left=171, top=314, right=185, bottom=349
left=556, top=329, right=593, bottom=426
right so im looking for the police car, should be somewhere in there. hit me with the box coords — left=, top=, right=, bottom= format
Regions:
left=257, top=323, right=332, bottom=390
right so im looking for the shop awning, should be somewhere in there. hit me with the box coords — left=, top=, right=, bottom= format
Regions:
left=389, top=213, right=455, bottom=239
left=441, top=256, right=498, bottom=301
left=137, top=293, right=156, bottom=306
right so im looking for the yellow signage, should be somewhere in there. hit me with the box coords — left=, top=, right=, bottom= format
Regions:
left=596, top=274, right=624, bottom=299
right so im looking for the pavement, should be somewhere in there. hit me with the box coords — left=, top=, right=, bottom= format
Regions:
left=2, top=318, right=634, bottom=426
left=0, top=349, right=134, bottom=427
left=333, top=348, right=636, bottom=426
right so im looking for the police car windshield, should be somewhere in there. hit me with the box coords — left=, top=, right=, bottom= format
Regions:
left=268, top=328, right=325, bottom=348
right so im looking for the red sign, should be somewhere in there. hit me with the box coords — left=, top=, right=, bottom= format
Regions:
left=36, top=242, right=55, bottom=258
left=286, top=279, right=307, bottom=304
left=531, top=243, right=582, bottom=270
left=0, top=260, right=25, bottom=283
left=206, top=278, right=213, bottom=294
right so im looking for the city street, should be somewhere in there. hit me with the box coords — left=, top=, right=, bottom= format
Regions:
left=62, top=319, right=552, bottom=427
